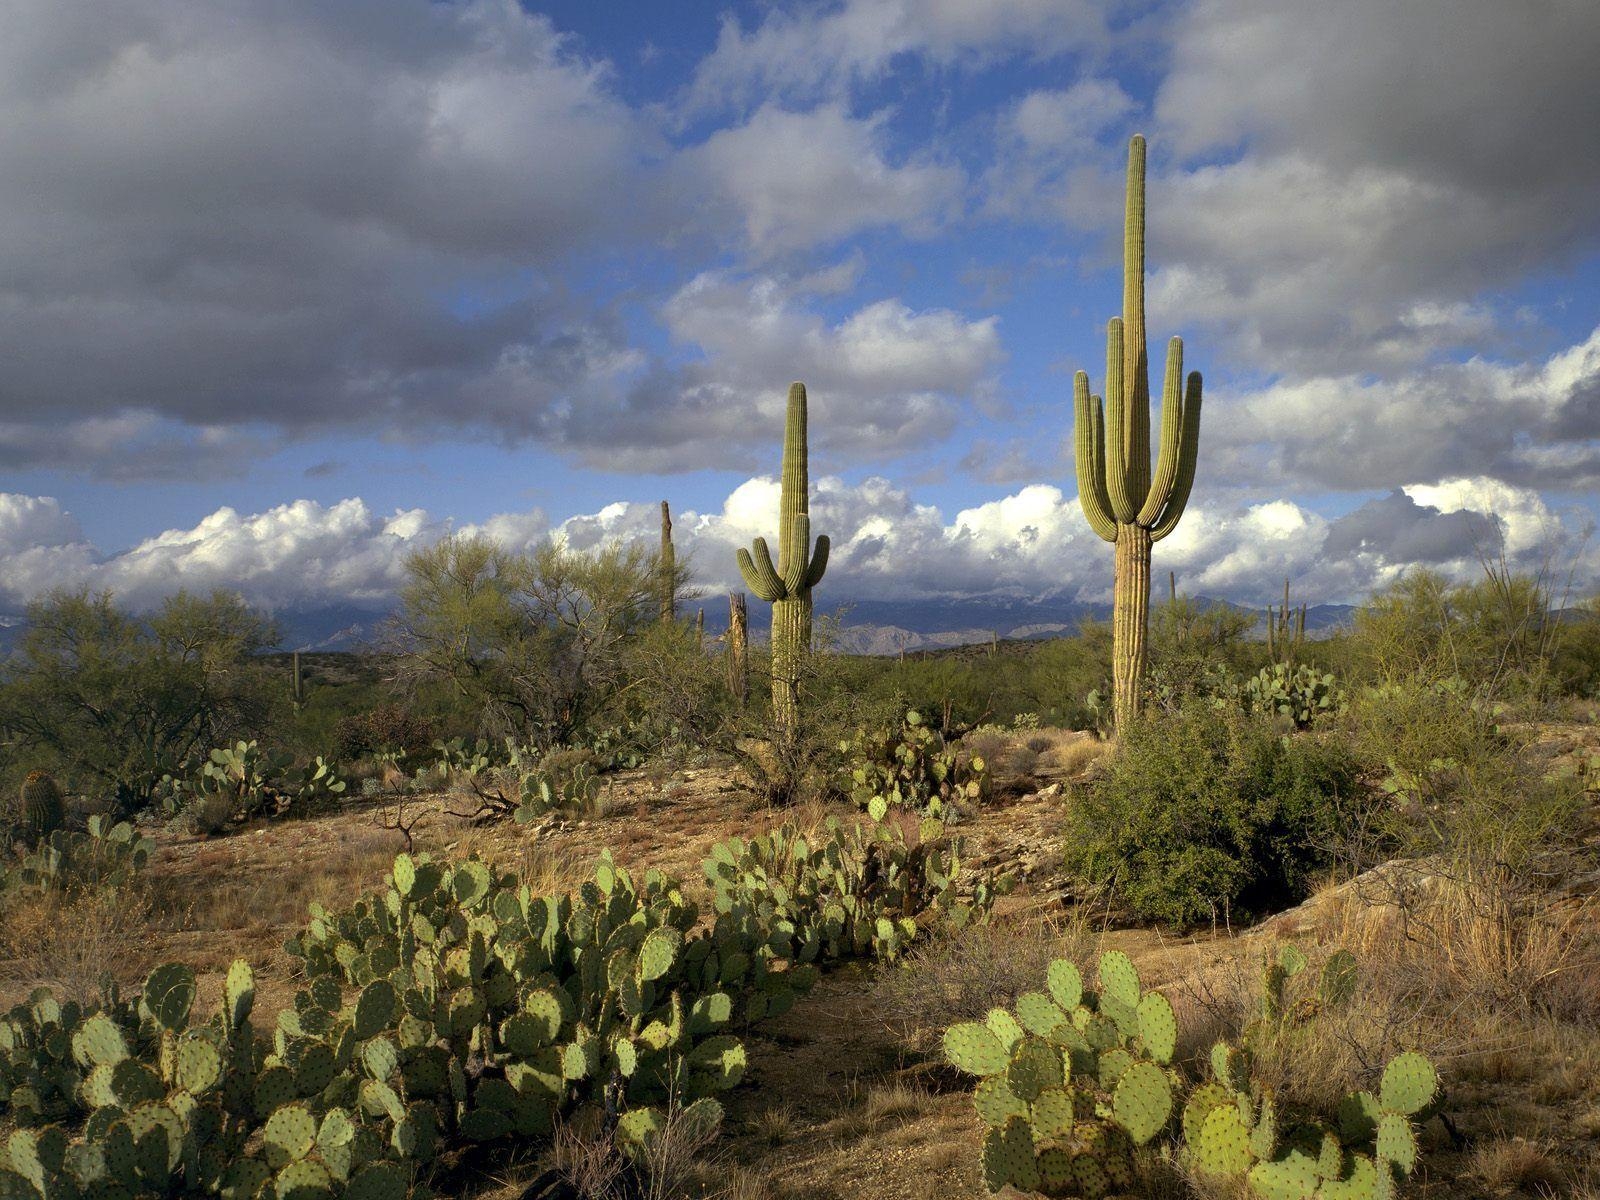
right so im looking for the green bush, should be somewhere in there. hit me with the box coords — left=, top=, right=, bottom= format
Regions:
left=1064, top=701, right=1364, bottom=927
left=1349, top=677, right=1584, bottom=872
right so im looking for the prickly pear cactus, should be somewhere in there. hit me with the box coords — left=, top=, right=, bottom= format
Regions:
left=945, top=949, right=1439, bottom=1199
left=1241, top=663, right=1346, bottom=729
left=841, top=709, right=989, bottom=819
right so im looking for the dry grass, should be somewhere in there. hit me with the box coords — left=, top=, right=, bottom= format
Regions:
left=146, top=823, right=402, bottom=938
left=0, top=884, right=154, bottom=1005
left=749, top=1103, right=798, bottom=1146
left=872, top=917, right=1095, bottom=1053
left=1470, top=1135, right=1567, bottom=1195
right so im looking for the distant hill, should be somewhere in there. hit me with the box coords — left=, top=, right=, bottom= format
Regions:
left=0, top=594, right=1361, bottom=658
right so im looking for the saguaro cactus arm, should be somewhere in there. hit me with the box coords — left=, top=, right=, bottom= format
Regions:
left=1073, top=373, right=1117, bottom=543
left=1149, top=371, right=1203, bottom=541
left=737, top=540, right=785, bottom=603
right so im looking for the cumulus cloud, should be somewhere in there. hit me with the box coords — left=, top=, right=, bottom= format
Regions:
left=4, top=470, right=1582, bottom=620
left=1142, top=0, right=1600, bottom=375
left=0, top=0, right=671, bottom=475
left=683, top=104, right=963, bottom=256
left=1208, top=326, right=1600, bottom=492
left=680, top=0, right=1109, bottom=116
left=548, top=267, right=1005, bottom=471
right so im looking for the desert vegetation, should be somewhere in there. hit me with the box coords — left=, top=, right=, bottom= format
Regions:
left=0, top=135, right=1596, bottom=1200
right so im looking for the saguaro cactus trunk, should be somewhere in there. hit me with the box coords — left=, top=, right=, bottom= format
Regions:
left=1073, top=135, right=1204, bottom=732
left=659, top=500, right=676, bottom=623
left=736, top=382, right=830, bottom=739
left=727, top=593, right=748, bottom=706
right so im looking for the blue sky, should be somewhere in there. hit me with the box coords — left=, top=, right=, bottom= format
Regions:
left=1, top=0, right=1598, bottom=614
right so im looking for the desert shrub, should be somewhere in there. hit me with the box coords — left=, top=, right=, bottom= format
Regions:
left=873, top=920, right=1090, bottom=1053
left=1349, top=677, right=1584, bottom=872
left=391, top=534, right=682, bottom=746
left=332, top=702, right=439, bottom=762
left=1064, top=700, right=1365, bottom=926
left=1349, top=562, right=1566, bottom=698
left=1147, top=591, right=1257, bottom=705
left=0, top=588, right=275, bottom=812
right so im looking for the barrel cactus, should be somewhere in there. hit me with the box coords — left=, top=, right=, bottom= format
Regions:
left=736, top=381, right=830, bottom=739
left=15, top=771, right=65, bottom=844
left=1073, top=134, right=1203, bottom=732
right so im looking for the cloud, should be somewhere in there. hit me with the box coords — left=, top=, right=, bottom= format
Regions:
left=683, top=104, right=963, bottom=256
left=681, top=0, right=1109, bottom=115
left=0, top=466, right=1591, bottom=620
left=1207, top=326, right=1600, bottom=491
left=1142, top=0, right=1600, bottom=375
left=1322, top=491, right=1487, bottom=567
left=546, top=267, right=1005, bottom=471
left=0, top=0, right=661, bottom=475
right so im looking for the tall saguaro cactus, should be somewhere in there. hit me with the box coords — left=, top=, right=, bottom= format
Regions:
left=659, top=500, right=677, bottom=623
left=1074, top=135, right=1204, bottom=731
left=736, top=382, right=830, bottom=738
left=727, top=592, right=748, bottom=706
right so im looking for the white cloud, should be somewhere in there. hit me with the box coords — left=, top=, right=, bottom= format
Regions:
left=683, top=104, right=963, bottom=256
left=0, top=0, right=661, bottom=474
left=0, top=469, right=1592, bottom=620
left=1207, top=326, right=1600, bottom=492
left=552, top=267, right=1004, bottom=470
left=681, top=0, right=1108, bottom=115
left=1140, top=0, right=1600, bottom=375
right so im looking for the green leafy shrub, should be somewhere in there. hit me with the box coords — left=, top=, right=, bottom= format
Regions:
left=944, top=948, right=1437, bottom=1198
left=1350, top=677, right=1583, bottom=872
left=1065, top=702, right=1364, bottom=926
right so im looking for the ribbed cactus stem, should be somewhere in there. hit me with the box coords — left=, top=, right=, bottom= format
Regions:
left=291, top=650, right=304, bottom=710
left=727, top=593, right=748, bottom=706
left=735, top=382, right=829, bottom=740
left=1071, top=135, right=1204, bottom=732
left=659, top=500, right=676, bottom=623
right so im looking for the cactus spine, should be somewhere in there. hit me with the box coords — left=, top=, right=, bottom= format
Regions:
left=727, top=593, right=748, bottom=706
left=1073, top=135, right=1203, bottom=731
left=659, top=500, right=677, bottom=623
left=736, top=382, right=829, bottom=738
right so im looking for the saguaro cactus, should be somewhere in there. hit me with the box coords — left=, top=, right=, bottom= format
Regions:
left=659, top=500, right=677, bottom=623
left=290, top=650, right=304, bottom=711
left=727, top=593, right=748, bottom=706
left=1074, top=135, right=1203, bottom=731
left=736, top=382, right=830, bottom=738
